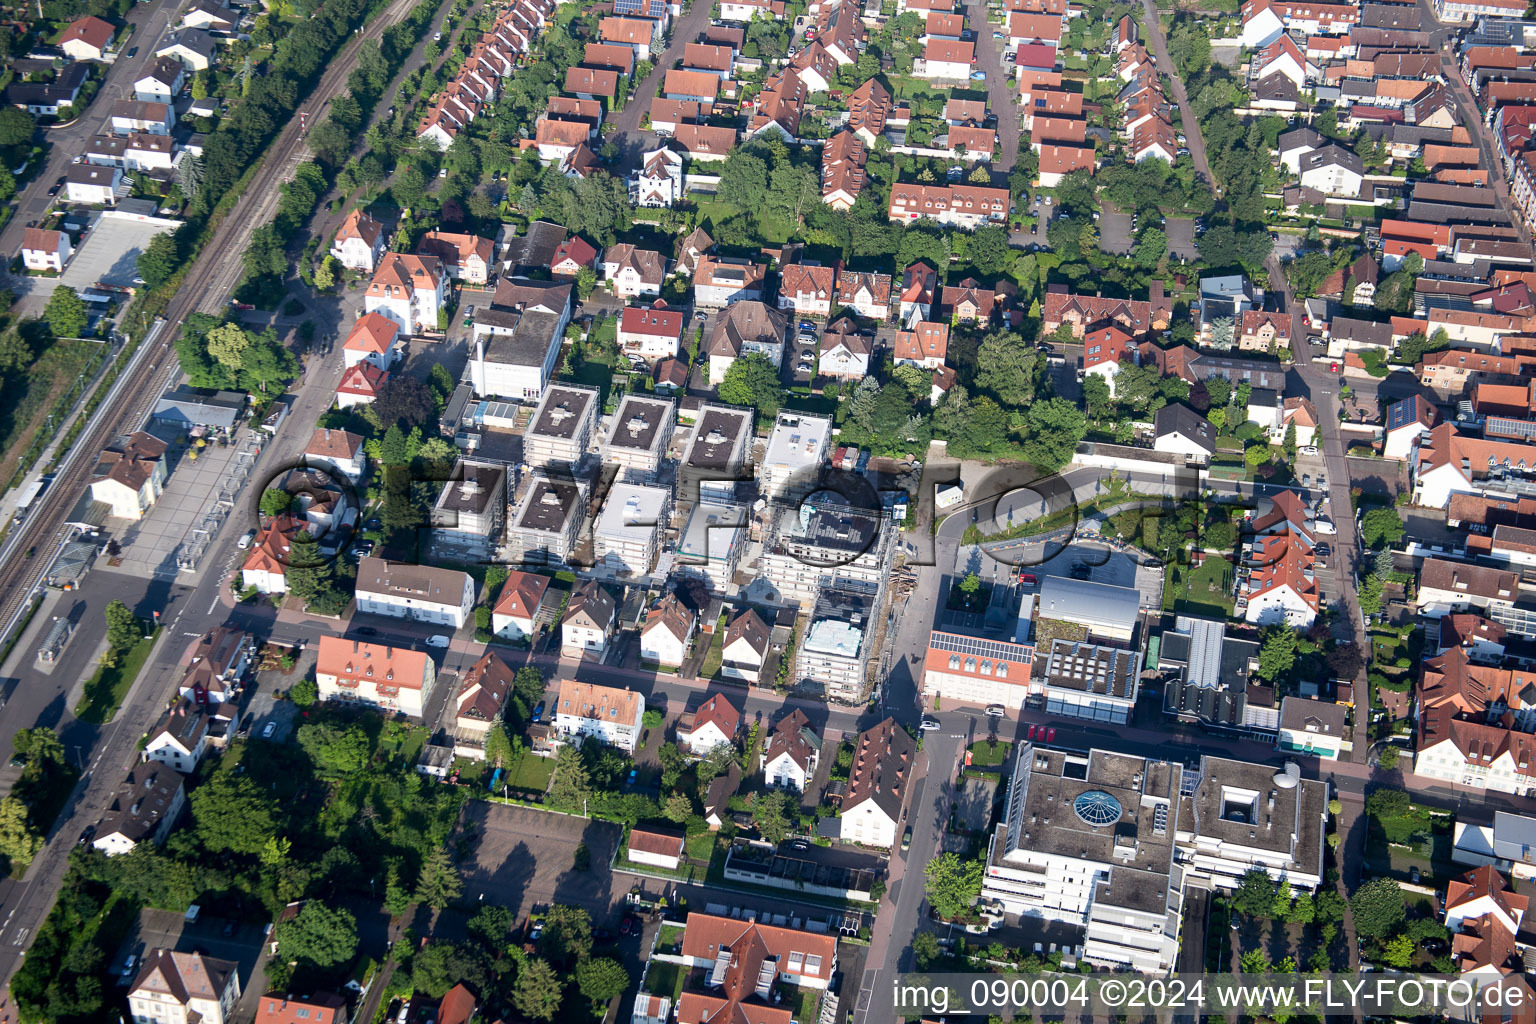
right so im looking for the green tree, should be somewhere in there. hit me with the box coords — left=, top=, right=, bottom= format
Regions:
left=313, top=255, right=337, bottom=291
left=1022, top=398, right=1087, bottom=472
left=514, top=958, right=563, bottom=1021
left=0, top=796, right=41, bottom=864
left=260, top=488, right=293, bottom=517
left=103, top=600, right=139, bottom=663
left=924, top=853, right=983, bottom=920
left=283, top=531, right=337, bottom=609
left=1381, top=933, right=1414, bottom=969
left=205, top=322, right=251, bottom=370
left=295, top=721, right=371, bottom=774
left=288, top=678, right=318, bottom=707
left=1365, top=788, right=1410, bottom=821
left=539, top=904, right=593, bottom=967
left=975, top=332, right=1039, bottom=407
left=467, top=904, right=515, bottom=951
left=1132, top=228, right=1167, bottom=269
left=189, top=772, right=278, bottom=855
left=1378, top=745, right=1400, bottom=770
left=576, top=957, right=630, bottom=1009
left=1257, top=626, right=1298, bottom=681
left=1360, top=507, right=1406, bottom=548
left=137, top=233, right=181, bottom=289
left=959, top=572, right=981, bottom=595
left=276, top=901, right=358, bottom=969
left=913, top=930, right=944, bottom=970
left=1282, top=421, right=1297, bottom=462
left=1350, top=877, right=1406, bottom=940
left=548, top=744, right=592, bottom=811
left=1232, top=868, right=1278, bottom=918
left=43, top=287, right=88, bottom=339
left=718, top=353, right=784, bottom=417
left=752, top=791, right=793, bottom=844
left=414, top=846, right=463, bottom=910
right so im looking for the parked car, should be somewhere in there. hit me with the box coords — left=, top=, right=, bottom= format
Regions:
left=901, top=825, right=913, bottom=851
left=1046, top=727, right=1056, bottom=742
left=237, top=530, right=255, bottom=549
left=919, top=716, right=941, bottom=732
left=125, top=46, right=137, bottom=57
left=262, top=722, right=276, bottom=739
left=1019, top=573, right=1038, bottom=585
left=969, top=70, right=987, bottom=80
left=426, top=634, right=450, bottom=648
left=531, top=701, right=545, bottom=722
left=121, top=956, right=137, bottom=979
left=985, top=704, right=1006, bottom=718
left=799, top=320, right=816, bottom=331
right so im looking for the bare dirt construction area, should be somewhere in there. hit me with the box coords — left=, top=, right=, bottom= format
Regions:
left=461, top=801, right=626, bottom=923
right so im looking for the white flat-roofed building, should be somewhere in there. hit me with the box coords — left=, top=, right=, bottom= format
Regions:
left=1033, top=576, right=1140, bottom=643
left=431, top=459, right=506, bottom=558
left=762, top=412, right=832, bottom=501
left=797, top=586, right=876, bottom=703
left=602, top=394, right=676, bottom=483
left=682, top=404, right=754, bottom=500
left=922, top=631, right=1035, bottom=709
left=507, top=472, right=586, bottom=566
left=1039, top=640, right=1138, bottom=724
left=355, top=557, right=475, bottom=628
left=594, top=483, right=670, bottom=578
left=984, top=746, right=1327, bottom=974
left=759, top=501, right=890, bottom=608
left=524, top=384, right=599, bottom=469
left=677, top=501, right=747, bottom=593
left=1176, top=756, right=1328, bottom=894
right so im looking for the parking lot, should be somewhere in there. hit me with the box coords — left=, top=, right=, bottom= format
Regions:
left=1011, top=194, right=1052, bottom=249
left=1099, top=207, right=1133, bottom=255
left=23, top=210, right=181, bottom=312
left=462, top=801, right=626, bottom=923
left=116, top=908, right=279, bottom=1023
left=1167, top=218, right=1197, bottom=262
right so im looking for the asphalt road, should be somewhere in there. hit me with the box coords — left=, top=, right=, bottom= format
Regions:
left=962, top=0, right=1018, bottom=175
left=1138, top=0, right=1215, bottom=193
left=1, top=0, right=179, bottom=290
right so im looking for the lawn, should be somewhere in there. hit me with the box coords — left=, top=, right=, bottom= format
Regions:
left=700, top=618, right=725, bottom=679
left=686, top=830, right=718, bottom=865
left=75, top=629, right=160, bottom=724
left=1164, top=556, right=1235, bottom=617
left=376, top=722, right=427, bottom=766
left=968, top=739, right=1011, bottom=767
left=0, top=339, right=106, bottom=489
left=644, top=960, right=686, bottom=1003
left=505, top=754, right=555, bottom=794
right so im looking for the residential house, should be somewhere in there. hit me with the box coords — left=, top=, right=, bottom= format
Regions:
left=778, top=263, right=837, bottom=317
left=604, top=244, right=668, bottom=297
left=1153, top=403, right=1216, bottom=461
left=706, top=300, right=786, bottom=383
left=818, top=319, right=872, bottom=378
left=127, top=950, right=240, bottom=1024
left=839, top=718, right=913, bottom=848
left=430, top=459, right=506, bottom=559
left=491, top=570, right=551, bottom=642
left=894, top=321, right=949, bottom=369
left=562, top=580, right=617, bottom=657
left=694, top=255, right=768, bottom=307
left=94, top=766, right=186, bottom=856
left=762, top=708, right=820, bottom=790
left=834, top=270, right=891, bottom=321
left=364, top=252, right=447, bottom=337
left=594, top=482, right=669, bottom=576
left=628, top=827, right=686, bottom=869
left=331, top=209, right=387, bottom=273
left=898, top=261, right=938, bottom=323
left=550, top=236, right=600, bottom=278
left=341, top=311, right=401, bottom=370
left=355, top=558, right=475, bottom=628
left=820, top=130, right=868, bottom=210
left=721, top=608, right=771, bottom=684
left=633, top=146, right=684, bottom=208
left=315, top=637, right=437, bottom=719
left=1238, top=310, right=1292, bottom=352
left=1277, top=696, right=1348, bottom=759
left=60, top=16, right=115, bottom=60
left=1384, top=394, right=1440, bottom=459
left=304, top=428, right=366, bottom=482
left=65, top=164, right=125, bottom=206
left=155, top=28, right=216, bottom=71
left=239, top=515, right=303, bottom=594
left=678, top=692, right=741, bottom=755
left=454, top=650, right=515, bottom=748
left=1299, top=145, right=1365, bottom=196
left=618, top=301, right=685, bottom=363
left=940, top=277, right=994, bottom=323
left=554, top=679, right=644, bottom=751
left=254, top=993, right=349, bottom=1024
left=507, top=472, right=585, bottom=565
left=142, top=699, right=225, bottom=774
left=641, top=592, right=696, bottom=668
left=847, top=78, right=893, bottom=145
left=88, top=431, right=168, bottom=519
left=416, top=230, right=495, bottom=286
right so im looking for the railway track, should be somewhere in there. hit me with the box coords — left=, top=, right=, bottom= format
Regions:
left=0, top=0, right=421, bottom=642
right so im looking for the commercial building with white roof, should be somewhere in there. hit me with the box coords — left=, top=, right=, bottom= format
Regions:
left=1033, top=576, right=1141, bottom=643
left=593, top=483, right=670, bottom=578
left=761, top=411, right=832, bottom=500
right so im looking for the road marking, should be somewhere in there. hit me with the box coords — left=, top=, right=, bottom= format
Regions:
left=13, top=927, right=28, bottom=946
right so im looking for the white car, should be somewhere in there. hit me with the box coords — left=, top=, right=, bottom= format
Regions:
left=1301, top=445, right=1319, bottom=455
left=919, top=716, right=941, bottom=732
left=237, top=530, right=255, bottom=549
left=984, top=704, right=1006, bottom=718
left=426, top=635, right=451, bottom=648
left=262, top=722, right=276, bottom=738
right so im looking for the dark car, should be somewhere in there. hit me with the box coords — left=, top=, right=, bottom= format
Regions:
left=531, top=701, right=545, bottom=723
left=365, top=517, right=382, bottom=530
left=355, top=626, right=378, bottom=636
left=125, top=46, right=138, bottom=57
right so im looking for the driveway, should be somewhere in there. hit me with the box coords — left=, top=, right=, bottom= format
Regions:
left=1138, top=0, right=1217, bottom=193
left=961, top=0, right=1018, bottom=174
left=610, top=2, right=718, bottom=174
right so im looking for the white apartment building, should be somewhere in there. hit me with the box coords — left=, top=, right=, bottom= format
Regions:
left=354, top=557, right=475, bottom=628
left=554, top=679, right=645, bottom=752
left=796, top=587, right=875, bottom=703
left=762, top=412, right=832, bottom=501
left=677, top=501, right=747, bottom=593
left=594, top=482, right=670, bottom=578
left=922, top=631, right=1035, bottom=709
left=760, top=502, right=890, bottom=608
left=524, top=384, right=599, bottom=469
left=364, top=252, right=447, bottom=337
left=431, top=459, right=506, bottom=559
left=506, top=472, right=585, bottom=566
left=601, top=394, right=675, bottom=482
left=315, top=637, right=437, bottom=720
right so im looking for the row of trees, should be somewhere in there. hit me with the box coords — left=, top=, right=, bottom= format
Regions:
left=174, top=313, right=299, bottom=399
